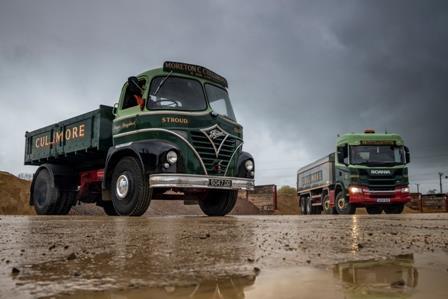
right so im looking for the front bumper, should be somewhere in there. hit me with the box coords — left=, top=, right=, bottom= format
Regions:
left=149, top=174, right=255, bottom=191
left=349, top=186, right=411, bottom=205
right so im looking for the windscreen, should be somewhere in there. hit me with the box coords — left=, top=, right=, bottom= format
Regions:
left=148, top=76, right=207, bottom=111
left=350, top=145, right=404, bottom=165
left=205, top=84, right=236, bottom=121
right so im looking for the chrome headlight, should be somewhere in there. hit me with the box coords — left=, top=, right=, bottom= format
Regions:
left=401, top=187, right=409, bottom=193
left=166, top=151, right=178, bottom=164
left=349, top=186, right=362, bottom=194
left=245, top=160, right=254, bottom=171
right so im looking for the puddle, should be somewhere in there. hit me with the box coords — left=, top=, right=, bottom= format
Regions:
left=36, top=254, right=446, bottom=299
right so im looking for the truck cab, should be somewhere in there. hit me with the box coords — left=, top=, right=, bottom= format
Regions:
left=333, top=129, right=411, bottom=214
left=26, top=61, right=255, bottom=216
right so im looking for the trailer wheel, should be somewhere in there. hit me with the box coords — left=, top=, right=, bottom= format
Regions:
left=198, top=190, right=238, bottom=216
left=383, top=204, right=404, bottom=214
left=32, top=168, right=74, bottom=215
left=335, top=192, right=356, bottom=215
left=299, top=197, right=306, bottom=215
left=366, top=206, right=383, bottom=214
left=111, top=156, right=151, bottom=216
left=322, top=195, right=336, bottom=214
left=305, top=197, right=312, bottom=215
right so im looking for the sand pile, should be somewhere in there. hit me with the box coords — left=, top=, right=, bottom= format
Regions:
left=0, top=171, right=35, bottom=215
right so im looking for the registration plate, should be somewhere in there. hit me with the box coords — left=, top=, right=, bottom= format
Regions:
left=376, top=198, right=391, bottom=203
left=209, top=178, right=232, bottom=188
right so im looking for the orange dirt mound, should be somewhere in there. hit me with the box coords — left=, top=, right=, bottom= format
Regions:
left=0, top=171, right=35, bottom=215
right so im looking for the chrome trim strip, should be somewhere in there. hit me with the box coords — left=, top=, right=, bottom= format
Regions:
left=149, top=173, right=255, bottom=191
left=113, top=128, right=208, bottom=175
left=114, top=110, right=211, bottom=121
left=366, top=189, right=396, bottom=194
left=224, top=143, right=243, bottom=176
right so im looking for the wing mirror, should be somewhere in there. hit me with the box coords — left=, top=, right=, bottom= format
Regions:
left=404, top=146, right=410, bottom=164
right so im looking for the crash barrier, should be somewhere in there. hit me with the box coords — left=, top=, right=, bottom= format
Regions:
left=408, top=193, right=448, bottom=213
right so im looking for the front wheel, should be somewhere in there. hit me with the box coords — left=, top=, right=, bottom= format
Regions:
left=366, top=206, right=383, bottom=214
left=383, top=204, right=404, bottom=214
left=111, top=157, right=151, bottom=216
left=322, top=195, right=336, bottom=214
left=335, top=192, right=356, bottom=215
left=198, top=190, right=238, bottom=216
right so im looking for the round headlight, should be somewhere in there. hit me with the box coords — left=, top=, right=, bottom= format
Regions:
left=166, top=151, right=178, bottom=164
left=245, top=160, right=254, bottom=171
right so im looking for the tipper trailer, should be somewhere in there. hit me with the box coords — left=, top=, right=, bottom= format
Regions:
left=297, top=130, right=411, bottom=215
left=25, top=61, right=255, bottom=216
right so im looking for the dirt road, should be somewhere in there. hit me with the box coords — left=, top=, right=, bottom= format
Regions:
left=1, top=214, right=447, bottom=298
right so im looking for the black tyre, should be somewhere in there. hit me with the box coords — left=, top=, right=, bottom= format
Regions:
left=335, top=192, right=356, bottom=215
left=102, top=201, right=119, bottom=216
left=383, top=204, right=404, bottom=214
left=366, top=206, right=383, bottom=214
left=198, top=190, right=238, bottom=216
left=305, top=197, right=312, bottom=215
left=299, top=197, right=306, bottom=215
left=111, top=157, right=151, bottom=216
left=32, top=168, right=74, bottom=215
left=322, top=194, right=336, bottom=214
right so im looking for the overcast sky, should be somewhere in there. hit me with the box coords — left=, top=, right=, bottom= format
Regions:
left=0, top=0, right=447, bottom=192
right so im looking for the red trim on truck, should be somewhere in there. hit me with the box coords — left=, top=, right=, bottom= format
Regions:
left=348, top=185, right=411, bottom=205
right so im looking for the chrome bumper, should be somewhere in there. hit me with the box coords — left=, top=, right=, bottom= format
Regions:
left=149, top=174, right=255, bottom=191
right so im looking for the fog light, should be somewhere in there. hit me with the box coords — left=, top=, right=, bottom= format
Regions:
left=163, top=162, right=170, bottom=169
left=166, top=151, right=178, bottom=164
left=349, top=186, right=362, bottom=194
left=245, top=160, right=254, bottom=171
left=250, top=171, right=255, bottom=177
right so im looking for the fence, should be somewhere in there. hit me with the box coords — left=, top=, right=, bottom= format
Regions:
left=408, top=193, right=448, bottom=213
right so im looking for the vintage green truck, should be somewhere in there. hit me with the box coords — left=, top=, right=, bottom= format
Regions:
left=24, top=61, right=255, bottom=216
left=297, top=130, right=411, bottom=214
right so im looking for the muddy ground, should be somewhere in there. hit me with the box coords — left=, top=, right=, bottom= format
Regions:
left=1, top=214, right=447, bottom=299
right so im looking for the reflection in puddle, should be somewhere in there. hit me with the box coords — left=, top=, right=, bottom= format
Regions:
left=334, top=254, right=418, bottom=297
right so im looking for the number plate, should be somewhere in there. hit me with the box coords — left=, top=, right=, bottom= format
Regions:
left=209, top=178, right=232, bottom=188
left=376, top=198, right=391, bottom=203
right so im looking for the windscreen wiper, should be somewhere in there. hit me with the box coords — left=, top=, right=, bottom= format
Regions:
left=153, top=71, right=173, bottom=96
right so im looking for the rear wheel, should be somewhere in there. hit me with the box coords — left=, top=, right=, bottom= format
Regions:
left=32, top=168, right=75, bottom=215
left=335, top=192, right=356, bottom=215
left=199, top=190, right=238, bottom=216
left=111, top=157, right=151, bottom=216
left=102, top=201, right=119, bottom=216
left=366, top=206, right=383, bottom=214
left=322, top=194, right=336, bottom=214
left=305, top=197, right=312, bottom=215
left=383, top=204, right=404, bottom=214
left=299, top=196, right=306, bottom=215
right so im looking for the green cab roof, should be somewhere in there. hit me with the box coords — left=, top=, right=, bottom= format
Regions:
left=337, top=131, right=404, bottom=146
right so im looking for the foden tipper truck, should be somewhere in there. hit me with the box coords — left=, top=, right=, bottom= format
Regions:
left=297, top=130, right=411, bottom=215
left=24, top=61, right=255, bottom=216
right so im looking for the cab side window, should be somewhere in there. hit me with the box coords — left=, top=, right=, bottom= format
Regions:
left=122, top=79, right=146, bottom=109
left=337, top=144, right=349, bottom=164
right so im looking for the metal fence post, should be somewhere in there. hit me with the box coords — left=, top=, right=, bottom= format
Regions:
left=273, top=185, right=278, bottom=210
left=419, top=193, right=423, bottom=213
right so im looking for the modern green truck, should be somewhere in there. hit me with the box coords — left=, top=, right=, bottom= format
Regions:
left=24, top=61, right=255, bottom=216
left=296, top=130, right=411, bottom=215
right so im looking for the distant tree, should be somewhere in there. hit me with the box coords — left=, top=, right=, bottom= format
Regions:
left=278, top=185, right=297, bottom=196
left=427, top=189, right=437, bottom=194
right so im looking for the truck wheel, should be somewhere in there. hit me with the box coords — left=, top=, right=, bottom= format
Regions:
left=383, top=204, right=404, bottom=214
left=32, top=169, right=73, bottom=215
left=335, top=192, right=356, bottom=215
left=102, top=201, right=119, bottom=216
left=322, top=195, right=336, bottom=214
left=299, top=197, right=306, bottom=215
left=305, top=197, right=312, bottom=215
left=366, top=206, right=383, bottom=214
left=198, top=190, right=238, bottom=216
left=111, top=157, right=151, bottom=216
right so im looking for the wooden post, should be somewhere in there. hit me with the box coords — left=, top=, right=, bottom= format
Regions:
left=419, top=193, right=423, bottom=213
left=273, top=185, right=278, bottom=210
left=445, top=194, right=448, bottom=213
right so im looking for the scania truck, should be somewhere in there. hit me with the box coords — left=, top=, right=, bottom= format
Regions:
left=296, top=130, right=410, bottom=215
left=24, top=61, right=255, bottom=216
